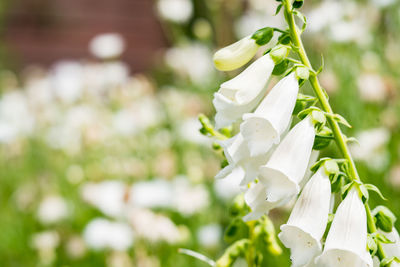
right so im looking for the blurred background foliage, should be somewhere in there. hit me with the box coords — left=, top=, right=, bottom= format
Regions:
left=0, top=0, right=399, bottom=266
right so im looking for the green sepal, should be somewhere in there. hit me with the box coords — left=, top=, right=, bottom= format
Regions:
left=251, top=27, right=274, bottom=46
left=295, top=66, right=310, bottom=80
left=293, top=93, right=316, bottom=115
left=272, top=59, right=289, bottom=76
left=367, top=234, right=378, bottom=256
left=278, top=32, right=291, bottom=45
left=298, top=107, right=326, bottom=130
left=313, top=126, right=334, bottom=150
left=380, top=257, right=400, bottom=267
left=372, top=206, right=397, bottom=232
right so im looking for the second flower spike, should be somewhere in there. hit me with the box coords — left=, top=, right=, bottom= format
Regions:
left=240, top=73, right=299, bottom=157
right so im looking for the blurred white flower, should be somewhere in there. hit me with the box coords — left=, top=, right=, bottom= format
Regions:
left=357, top=73, right=387, bottom=102
left=83, top=218, right=134, bottom=251
left=31, top=231, right=60, bottom=251
left=37, top=195, right=69, bottom=224
left=350, top=127, right=390, bottom=170
left=172, top=178, right=210, bottom=215
left=196, top=224, right=222, bottom=248
left=129, top=179, right=172, bottom=209
left=89, top=33, right=125, bottom=59
left=157, top=0, right=193, bottom=23
left=0, top=91, right=35, bottom=143
left=51, top=61, right=83, bottom=103
left=164, top=43, right=214, bottom=85
left=129, top=208, right=184, bottom=244
left=81, top=181, right=127, bottom=218
left=31, top=230, right=60, bottom=265
left=113, top=97, right=162, bottom=136
left=65, top=235, right=86, bottom=259
left=214, top=167, right=243, bottom=201
left=370, top=0, right=395, bottom=8
left=235, top=11, right=284, bottom=39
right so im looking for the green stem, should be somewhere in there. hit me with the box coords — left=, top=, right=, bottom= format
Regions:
left=282, top=0, right=386, bottom=261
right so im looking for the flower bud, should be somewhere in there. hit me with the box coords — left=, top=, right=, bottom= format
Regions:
left=270, top=45, right=290, bottom=64
left=251, top=27, right=274, bottom=46
left=213, top=36, right=259, bottom=71
left=373, top=206, right=397, bottom=233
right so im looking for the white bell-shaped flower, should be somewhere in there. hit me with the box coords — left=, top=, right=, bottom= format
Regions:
left=316, top=189, right=373, bottom=267
left=213, top=53, right=274, bottom=129
left=258, top=116, right=316, bottom=202
left=213, top=36, right=259, bottom=71
left=243, top=182, right=293, bottom=222
left=278, top=167, right=331, bottom=267
left=240, top=73, right=299, bottom=157
left=215, top=133, right=270, bottom=187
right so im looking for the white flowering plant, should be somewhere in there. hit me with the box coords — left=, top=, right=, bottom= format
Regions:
left=185, top=0, right=400, bottom=266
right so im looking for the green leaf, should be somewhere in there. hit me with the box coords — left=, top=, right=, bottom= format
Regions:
left=364, top=184, right=387, bottom=201
left=328, top=113, right=352, bottom=128
left=293, top=0, right=304, bottom=9
left=274, top=4, right=283, bottom=15
left=252, top=27, right=274, bottom=46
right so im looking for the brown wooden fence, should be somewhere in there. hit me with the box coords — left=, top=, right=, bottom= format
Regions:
left=3, top=0, right=167, bottom=72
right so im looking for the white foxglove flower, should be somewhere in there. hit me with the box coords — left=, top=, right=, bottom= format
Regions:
left=243, top=182, right=293, bottom=222
left=213, top=54, right=274, bottom=129
left=213, top=36, right=259, bottom=71
left=279, top=168, right=331, bottom=267
left=259, top=116, right=316, bottom=202
left=215, top=133, right=269, bottom=187
left=240, top=73, right=299, bottom=156
left=316, top=189, right=373, bottom=267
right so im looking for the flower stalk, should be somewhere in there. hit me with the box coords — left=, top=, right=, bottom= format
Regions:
left=281, top=0, right=387, bottom=261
